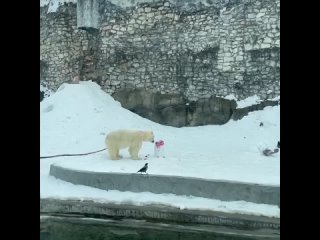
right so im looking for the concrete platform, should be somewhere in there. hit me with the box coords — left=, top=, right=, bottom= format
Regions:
left=50, top=164, right=280, bottom=206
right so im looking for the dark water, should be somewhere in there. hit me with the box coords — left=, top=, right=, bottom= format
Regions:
left=40, top=215, right=279, bottom=240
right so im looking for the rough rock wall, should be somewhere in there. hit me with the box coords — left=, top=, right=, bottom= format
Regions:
left=40, top=0, right=280, bottom=126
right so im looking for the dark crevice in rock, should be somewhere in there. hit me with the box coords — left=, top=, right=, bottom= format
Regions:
left=113, top=88, right=279, bottom=127
left=113, top=88, right=237, bottom=127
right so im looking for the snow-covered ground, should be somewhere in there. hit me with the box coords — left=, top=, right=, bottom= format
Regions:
left=40, top=81, right=280, bottom=218
left=225, top=94, right=279, bottom=108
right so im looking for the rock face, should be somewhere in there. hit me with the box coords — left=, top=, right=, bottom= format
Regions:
left=40, top=0, right=280, bottom=126
left=40, top=91, right=45, bottom=102
left=113, top=88, right=237, bottom=127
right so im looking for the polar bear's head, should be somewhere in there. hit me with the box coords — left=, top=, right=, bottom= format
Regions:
left=143, top=131, right=155, bottom=143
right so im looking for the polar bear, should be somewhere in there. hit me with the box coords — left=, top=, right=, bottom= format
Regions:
left=105, top=130, right=154, bottom=160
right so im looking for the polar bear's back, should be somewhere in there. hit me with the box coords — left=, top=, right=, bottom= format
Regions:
left=106, top=130, right=142, bottom=139
left=106, top=130, right=143, bottom=148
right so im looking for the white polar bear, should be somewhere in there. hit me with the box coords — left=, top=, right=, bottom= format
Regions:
left=105, top=130, right=154, bottom=160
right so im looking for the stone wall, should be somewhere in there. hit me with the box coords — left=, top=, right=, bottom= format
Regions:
left=40, top=0, right=280, bottom=126
left=41, top=199, right=280, bottom=231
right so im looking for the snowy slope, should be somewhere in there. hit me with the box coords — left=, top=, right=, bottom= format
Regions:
left=40, top=81, right=280, bottom=217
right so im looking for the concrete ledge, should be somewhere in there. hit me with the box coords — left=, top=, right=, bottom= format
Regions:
left=40, top=198, right=280, bottom=232
left=50, top=164, right=280, bottom=206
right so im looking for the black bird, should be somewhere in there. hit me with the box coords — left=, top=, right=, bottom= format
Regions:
left=277, top=141, right=280, bottom=148
left=259, top=122, right=264, bottom=127
left=137, top=163, right=148, bottom=174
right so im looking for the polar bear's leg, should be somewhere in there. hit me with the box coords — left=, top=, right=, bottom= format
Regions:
left=116, top=149, right=123, bottom=159
left=107, top=141, right=120, bottom=160
left=129, top=143, right=142, bottom=160
left=106, top=137, right=120, bottom=160
left=109, top=147, right=120, bottom=160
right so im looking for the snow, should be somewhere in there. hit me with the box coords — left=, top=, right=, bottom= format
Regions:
left=236, top=95, right=261, bottom=108
left=40, top=0, right=76, bottom=13
left=41, top=81, right=280, bottom=218
left=223, top=94, right=280, bottom=108
left=224, top=94, right=237, bottom=101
